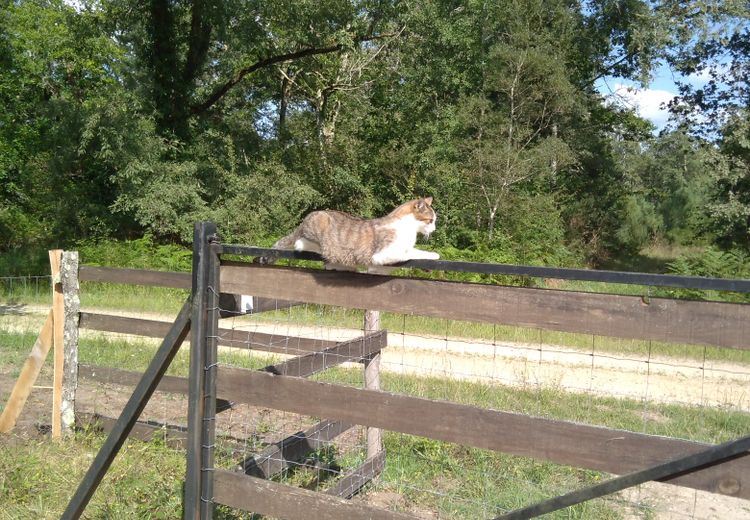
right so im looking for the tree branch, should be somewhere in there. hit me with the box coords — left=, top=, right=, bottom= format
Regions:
left=190, top=32, right=397, bottom=115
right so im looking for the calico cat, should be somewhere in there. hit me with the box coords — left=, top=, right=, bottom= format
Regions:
left=270, top=197, right=440, bottom=270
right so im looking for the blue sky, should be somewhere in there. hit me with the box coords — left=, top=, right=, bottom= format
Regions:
left=596, top=63, right=713, bottom=132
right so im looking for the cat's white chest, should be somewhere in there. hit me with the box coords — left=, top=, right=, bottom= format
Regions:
left=370, top=216, right=421, bottom=265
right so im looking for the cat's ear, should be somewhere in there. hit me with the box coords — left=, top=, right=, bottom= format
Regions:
left=424, top=196, right=433, bottom=206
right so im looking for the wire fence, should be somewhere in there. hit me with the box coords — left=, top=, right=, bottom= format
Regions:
left=207, top=289, right=750, bottom=520
left=1, top=270, right=749, bottom=519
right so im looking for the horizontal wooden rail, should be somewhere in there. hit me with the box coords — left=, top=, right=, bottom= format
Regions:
left=221, top=264, right=750, bottom=350
left=76, top=326, right=384, bottom=397
left=79, top=266, right=191, bottom=288
left=218, top=245, right=750, bottom=293
left=216, top=368, right=750, bottom=499
left=213, top=470, right=421, bottom=520
left=79, top=312, right=337, bottom=355
left=326, top=450, right=386, bottom=499
left=78, top=365, right=189, bottom=394
left=78, top=265, right=292, bottom=314
left=77, top=412, right=190, bottom=448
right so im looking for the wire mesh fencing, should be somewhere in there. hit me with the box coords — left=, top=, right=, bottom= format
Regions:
left=207, top=285, right=750, bottom=520
left=2, top=265, right=749, bottom=519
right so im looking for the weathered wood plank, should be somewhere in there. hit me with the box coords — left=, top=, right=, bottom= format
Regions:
left=79, top=313, right=171, bottom=339
left=218, top=292, right=301, bottom=317
left=213, top=470, right=421, bottom=520
left=78, top=365, right=189, bottom=395
left=237, top=419, right=354, bottom=478
left=79, top=312, right=337, bottom=355
left=326, top=450, right=386, bottom=499
left=216, top=368, right=750, bottom=499
left=79, top=265, right=191, bottom=289
left=78, top=266, right=294, bottom=314
left=217, top=327, right=338, bottom=355
left=0, top=311, right=54, bottom=433
left=221, top=264, right=750, bottom=350
left=263, top=331, right=386, bottom=377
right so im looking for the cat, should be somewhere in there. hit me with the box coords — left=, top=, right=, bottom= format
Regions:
left=267, top=197, right=440, bottom=271
left=232, top=198, right=440, bottom=312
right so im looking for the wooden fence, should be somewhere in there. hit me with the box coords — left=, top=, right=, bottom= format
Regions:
left=3, top=225, right=750, bottom=519
left=64, top=264, right=750, bottom=512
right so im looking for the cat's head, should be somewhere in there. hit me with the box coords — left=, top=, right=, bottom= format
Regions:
left=412, top=197, right=437, bottom=236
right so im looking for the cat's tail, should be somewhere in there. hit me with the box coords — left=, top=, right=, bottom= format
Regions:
left=272, top=232, right=298, bottom=250
left=255, top=231, right=298, bottom=265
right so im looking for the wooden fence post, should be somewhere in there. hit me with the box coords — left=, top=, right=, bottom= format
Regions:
left=50, top=250, right=63, bottom=438
left=363, top=310, right=382, bottom=458
left=51, top=250, right=79, bottom=438
left=61, top=251, right=80, bottom=436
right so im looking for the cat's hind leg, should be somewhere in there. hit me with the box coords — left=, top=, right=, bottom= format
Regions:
left=294, top=237, right=321, bottom=253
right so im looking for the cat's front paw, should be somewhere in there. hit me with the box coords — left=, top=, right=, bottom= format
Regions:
left=407, top=248, right=440, bottom=261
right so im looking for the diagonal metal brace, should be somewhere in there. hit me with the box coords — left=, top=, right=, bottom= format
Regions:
left=495, top=434, right=750, bottom=520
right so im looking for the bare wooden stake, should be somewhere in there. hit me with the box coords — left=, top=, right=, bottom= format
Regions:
left=363, top=309, right=383, bottom=458
left=50, top=250, right=63, bottom=438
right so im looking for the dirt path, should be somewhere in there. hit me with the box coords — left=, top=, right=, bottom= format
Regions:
left=3, top=304, right=750, bottom=411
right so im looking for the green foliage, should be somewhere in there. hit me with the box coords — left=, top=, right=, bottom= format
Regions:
left=1, top=0, right=748, bottom=267
left=702, top=111, right=750, bottom=248
left=666, top=247, right=750, bottom=302
left=0, top=248, right=50, bottom=277
left=76, top=234, right=192, bottom=271
left=668, top=247, right=750, bottom=279
left=207, top=159, right=322, bottom=245
left=616, top=195, right=663, bottom=251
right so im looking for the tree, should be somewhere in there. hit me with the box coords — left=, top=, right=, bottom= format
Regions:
left=705, top=112, right=750, bottom=247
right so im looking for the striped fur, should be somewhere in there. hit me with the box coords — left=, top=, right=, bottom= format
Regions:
left=272, top=197, right=439, bottom=267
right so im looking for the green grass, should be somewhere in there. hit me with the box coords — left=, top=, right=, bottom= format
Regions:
left=0, top=431, right=186, bottom=520
left=2, top=328, right=749, bottom=518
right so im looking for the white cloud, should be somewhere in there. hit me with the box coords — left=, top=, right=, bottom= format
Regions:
left=606, top=83, right=677, bottom=130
